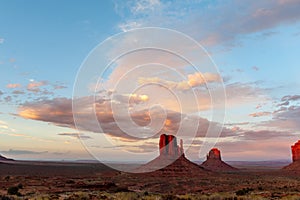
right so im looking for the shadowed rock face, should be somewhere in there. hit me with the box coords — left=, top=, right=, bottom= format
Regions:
left=0, top=154, right=13, bottom=161
left=201, top=148, right=237, bottom=172
left=292, top=140, right=300, bottom=162
left=159, top=134, right=183, bottom=157
left=207, top=148, right=221, bottom=160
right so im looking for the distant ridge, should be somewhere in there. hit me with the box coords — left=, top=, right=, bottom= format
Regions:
left=0, top=154, right=14, bottom=161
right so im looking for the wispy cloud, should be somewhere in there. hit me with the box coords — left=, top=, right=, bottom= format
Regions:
left=115, top=0, right=300, bottom=48
left=27, top=81, right=48, bottom=93
left=58, top=133, right=92, bottom=140
left=138, top=72, right=221, bottom=91
left=0, top=149, right=48, bottom=155
left=249, top=111, right=272, bottom=117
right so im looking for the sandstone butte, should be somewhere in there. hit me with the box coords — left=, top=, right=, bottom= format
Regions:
left=136, top=134, right=208, bottom=175
left=200, top=148, right=238, bottom=172
left=283, top=140, right=300, bottom=170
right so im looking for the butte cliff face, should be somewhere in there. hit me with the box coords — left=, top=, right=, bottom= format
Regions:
left=159, top=134, right=184, bottom=158
left=291, top=140, right=300, bottom=162
left=200, top=148, right=237, bottom=172
left=283, top=140, right=300, bottom=170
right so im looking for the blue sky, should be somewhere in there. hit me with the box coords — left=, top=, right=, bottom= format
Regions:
left=1, top=0, right=300, bottom=162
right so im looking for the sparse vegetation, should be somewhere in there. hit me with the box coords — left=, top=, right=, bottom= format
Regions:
left=6, top=183, right=23, bottom=196
left=0, top=195, right=13, bottom=200
left=235, top=188, right=253, bottom=196
left=7, top=186, right=21, bottom=196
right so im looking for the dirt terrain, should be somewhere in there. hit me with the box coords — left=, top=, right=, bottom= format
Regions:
left=1, top=160, right=300, bottom=199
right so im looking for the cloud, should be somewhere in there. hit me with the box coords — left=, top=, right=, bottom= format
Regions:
left=239, top=130, right=293, bottom=141
left=131, top=0, right=161, bottom=13
left=58, top=133, right=92, bottom=140
left=6, top=83, right=21, bottom=89
left=0, top=38, right=4, bottom=44
left=12, top=90, right=25, bottom=95
left=138, top=72, right=221, bottom=91
left=225, top=82, right=269, bottom=107
left=252, top=66, right=259, bottom=71
left=27, top=81, right=48, bottom=93
left=115, top=0, right=300, bottom=47
left=16, top=93, right=299, bottom=159
left=18, top=97, right=74, bottom=126
left=53, top=84, right=67, bottom=90
left=281, top=95, right=300, bottom=102
left=4, top=96, right=12, bottom=103
left=259, top=93, right=300, bottom=132
left=119, top=21, right=142, bottom=32
left=18, top=96, right=228, bottom=140
left=249, top=111, right=272, bottom=117
left=0, top=149, right=48, bottom=155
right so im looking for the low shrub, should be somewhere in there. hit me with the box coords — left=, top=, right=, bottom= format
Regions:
left=7, top=186, right=21, bottom=196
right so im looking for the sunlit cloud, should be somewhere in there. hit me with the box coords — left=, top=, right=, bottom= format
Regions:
left=138, top=72, right=221, bottom=91
left=27, top=81, right=48, bottom=93
left=249, top=111, right=272, bottom=117
left=6, top=83, right=21, bottom=89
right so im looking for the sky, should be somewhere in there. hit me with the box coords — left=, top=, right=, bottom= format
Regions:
left=0, top=0, right=300, bottom=162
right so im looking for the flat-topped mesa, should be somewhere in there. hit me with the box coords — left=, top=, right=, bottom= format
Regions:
left=207, top=148, right=221, bottom=160
left=292, top=140, right=300, bottom=162
left=159, top=134, right=184, bottom=157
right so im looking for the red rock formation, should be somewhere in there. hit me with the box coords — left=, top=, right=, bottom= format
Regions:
left=138, top=134, right=207, bottom=174
left=292, top=140, right=300, bottom=162
left=207, top=148, right=221, bottom=160
left=283, top=140, right=300, bottom=171
left=201, top=148, right=237, bottom=172
left=159, top=134, right=183, bottom=157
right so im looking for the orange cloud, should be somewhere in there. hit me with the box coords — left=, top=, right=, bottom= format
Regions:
left=6, top=83, right=21, bottom=88
left=139, top=72, right=221, bottom=91
left=27, top=81, right=47, bottom=92
left=249, top=112, right=272, bottom=117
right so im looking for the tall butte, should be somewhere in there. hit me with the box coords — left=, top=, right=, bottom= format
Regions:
left=137, top=134, right=208, bottom=176
left=283, top=140, right=300, bottom=171
left=200, top=148, right=237, bottom=172
left=159, top=134, right=184, bottom=158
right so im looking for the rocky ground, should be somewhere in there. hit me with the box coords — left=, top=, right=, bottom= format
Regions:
left=1, top=160, right=300, bottom=199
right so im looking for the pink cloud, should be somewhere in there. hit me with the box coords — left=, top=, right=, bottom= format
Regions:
left=6, top=83, right=21, bottom=89
left=27, top=81, right=48, bottom=92
left=249, top=111, right=272, bottom=117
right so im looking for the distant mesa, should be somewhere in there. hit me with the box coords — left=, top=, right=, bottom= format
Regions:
left=200, top=148, right=238, bottom=172
left=0, top=154, right=14, bottom=161
left=283, top=140, right=300, bottom=170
